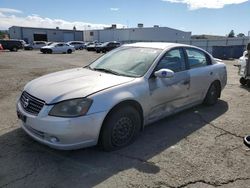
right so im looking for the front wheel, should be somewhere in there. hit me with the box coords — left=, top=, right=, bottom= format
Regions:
left=67, top=49, right=72, bottom=54
left=203, top=82, right=220, bottom=105
left=11, top=47, right=18, bottom=52
left=247, top=80, right=250, bottom=87
left=100, top=106, right=141, bottom=151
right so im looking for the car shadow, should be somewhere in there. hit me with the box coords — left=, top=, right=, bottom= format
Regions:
left=0, top=100, right=228, bottom=187
left=0, top=50, right=22, bottom=53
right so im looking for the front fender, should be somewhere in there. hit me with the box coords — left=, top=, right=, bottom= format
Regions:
left=86, top=79, right=147, bottom=116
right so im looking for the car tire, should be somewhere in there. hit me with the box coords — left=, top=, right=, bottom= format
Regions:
left=48, top=49, right=52, bottom=54
left=240, top=77, right=247, bottom=85
left=203, top=82, right=220, bottom=105
left=79, top=46, right=83, bottom=50
left=243, top=135, right=250, bottom=148
left=67, top=49, right=72, bottom=54
left=12, top=47, right=18, bottom=52
left=100, top=106, right=141, bottom=151
left=247, top=80, right=250, bottom=88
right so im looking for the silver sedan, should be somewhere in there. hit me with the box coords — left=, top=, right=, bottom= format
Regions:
left=16, top=42, right=227, bottom=151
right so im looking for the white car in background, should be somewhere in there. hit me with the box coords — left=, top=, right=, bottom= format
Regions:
left=40, top=42, right=75, bottom=54
left=24, top=41, right=47, bottom=50
left=237, top=50, right=250, bottom=86
left=67, top=41, right=85, bottom=50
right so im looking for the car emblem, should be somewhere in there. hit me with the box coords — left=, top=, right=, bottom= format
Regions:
left=23, top=98, right=29, bottom=108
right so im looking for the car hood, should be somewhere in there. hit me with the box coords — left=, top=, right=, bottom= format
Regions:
left=24, top=68, right=135, bottom=104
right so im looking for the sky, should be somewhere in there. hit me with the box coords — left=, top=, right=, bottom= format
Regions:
left=0, top=0, right=250, bottom=36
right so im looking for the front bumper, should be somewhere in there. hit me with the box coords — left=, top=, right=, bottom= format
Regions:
left=17, top=101, right=107, bottom=150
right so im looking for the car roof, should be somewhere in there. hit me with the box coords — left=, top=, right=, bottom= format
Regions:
left=123, top=42, right=193, bottom=50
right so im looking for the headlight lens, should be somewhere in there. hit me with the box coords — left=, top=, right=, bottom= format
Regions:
left=49, top=98, right=93, bottom=117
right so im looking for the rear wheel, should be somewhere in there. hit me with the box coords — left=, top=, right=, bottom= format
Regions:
left=240, top=77, right=247, bottom=85
left=203, top=82, right=220, bottom=105
left=100, top=106, right=141, bottom=151
left=247, top=80, right=250, bottom=87
left=67, top=49, right=72, bottom=54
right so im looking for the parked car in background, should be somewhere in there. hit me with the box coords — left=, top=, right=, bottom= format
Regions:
left=0, top=39, right=23, bottom=51
left=67, top=41, right=85, bottom=50
left=24, top=41, right=47, bottom=50
left=17, top=42, right=227, bottom=151
left=86, top=41, right=100, bottom=51
left=20, top=40, right=27, bottom=46
left=40, top=42, right=75, bottom=54
left=47, top=42, right=54, bottom=46
left=95, top=41, right=121, bottom=53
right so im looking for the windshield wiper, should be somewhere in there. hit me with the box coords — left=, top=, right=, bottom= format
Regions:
left=92, top=68, right=122, bottom=76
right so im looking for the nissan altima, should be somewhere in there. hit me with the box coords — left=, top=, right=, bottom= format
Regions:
left=17, top=42, right=227, bottom=151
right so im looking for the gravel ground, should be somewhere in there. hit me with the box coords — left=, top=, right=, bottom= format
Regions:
left=0, top=50, right=250, bottom=188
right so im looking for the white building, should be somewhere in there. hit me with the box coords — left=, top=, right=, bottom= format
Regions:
left=9, top=25, right=191, bottom=43
left=9, top=26, right=84, bottom=43
left=84, top=25, right=191, bottom=43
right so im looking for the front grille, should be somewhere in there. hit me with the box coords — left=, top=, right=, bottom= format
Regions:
left=20, top=91, right=45, bottom=115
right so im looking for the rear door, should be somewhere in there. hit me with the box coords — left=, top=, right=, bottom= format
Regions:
left=184, top=47, right=214, bottom=103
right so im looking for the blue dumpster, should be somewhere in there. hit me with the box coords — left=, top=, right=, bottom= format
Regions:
left=212, top=45, right=245, bottom=59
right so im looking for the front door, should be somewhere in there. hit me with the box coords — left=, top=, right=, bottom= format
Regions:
left=147, top=48, right=190, bottom=123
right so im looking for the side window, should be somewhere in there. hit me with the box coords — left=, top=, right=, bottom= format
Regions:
left=186, top=48, right=210, bottom=69
left=155, top=48, right=185, bottom=72
left=57, top=43, right=63, bottom=47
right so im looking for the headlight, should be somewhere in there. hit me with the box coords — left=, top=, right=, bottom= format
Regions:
left=49, top=98, right=93, bottom=117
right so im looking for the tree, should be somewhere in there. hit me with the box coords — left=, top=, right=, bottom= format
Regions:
left=0, top=31, right=4, bottom=39
left=0, top=30, right=8, bottom=39
left=237, top=33, right=245, bottom=37
left=228, top=30, right=235, bottom=38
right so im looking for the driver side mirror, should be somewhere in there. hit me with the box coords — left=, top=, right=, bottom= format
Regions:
left=154, top=69, right=174, bottom=78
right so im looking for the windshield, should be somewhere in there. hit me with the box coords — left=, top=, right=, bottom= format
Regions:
left=89, top=47, right=162, bottom=77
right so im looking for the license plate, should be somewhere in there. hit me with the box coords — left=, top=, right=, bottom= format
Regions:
left=17, top=110, right=27, bottom=123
